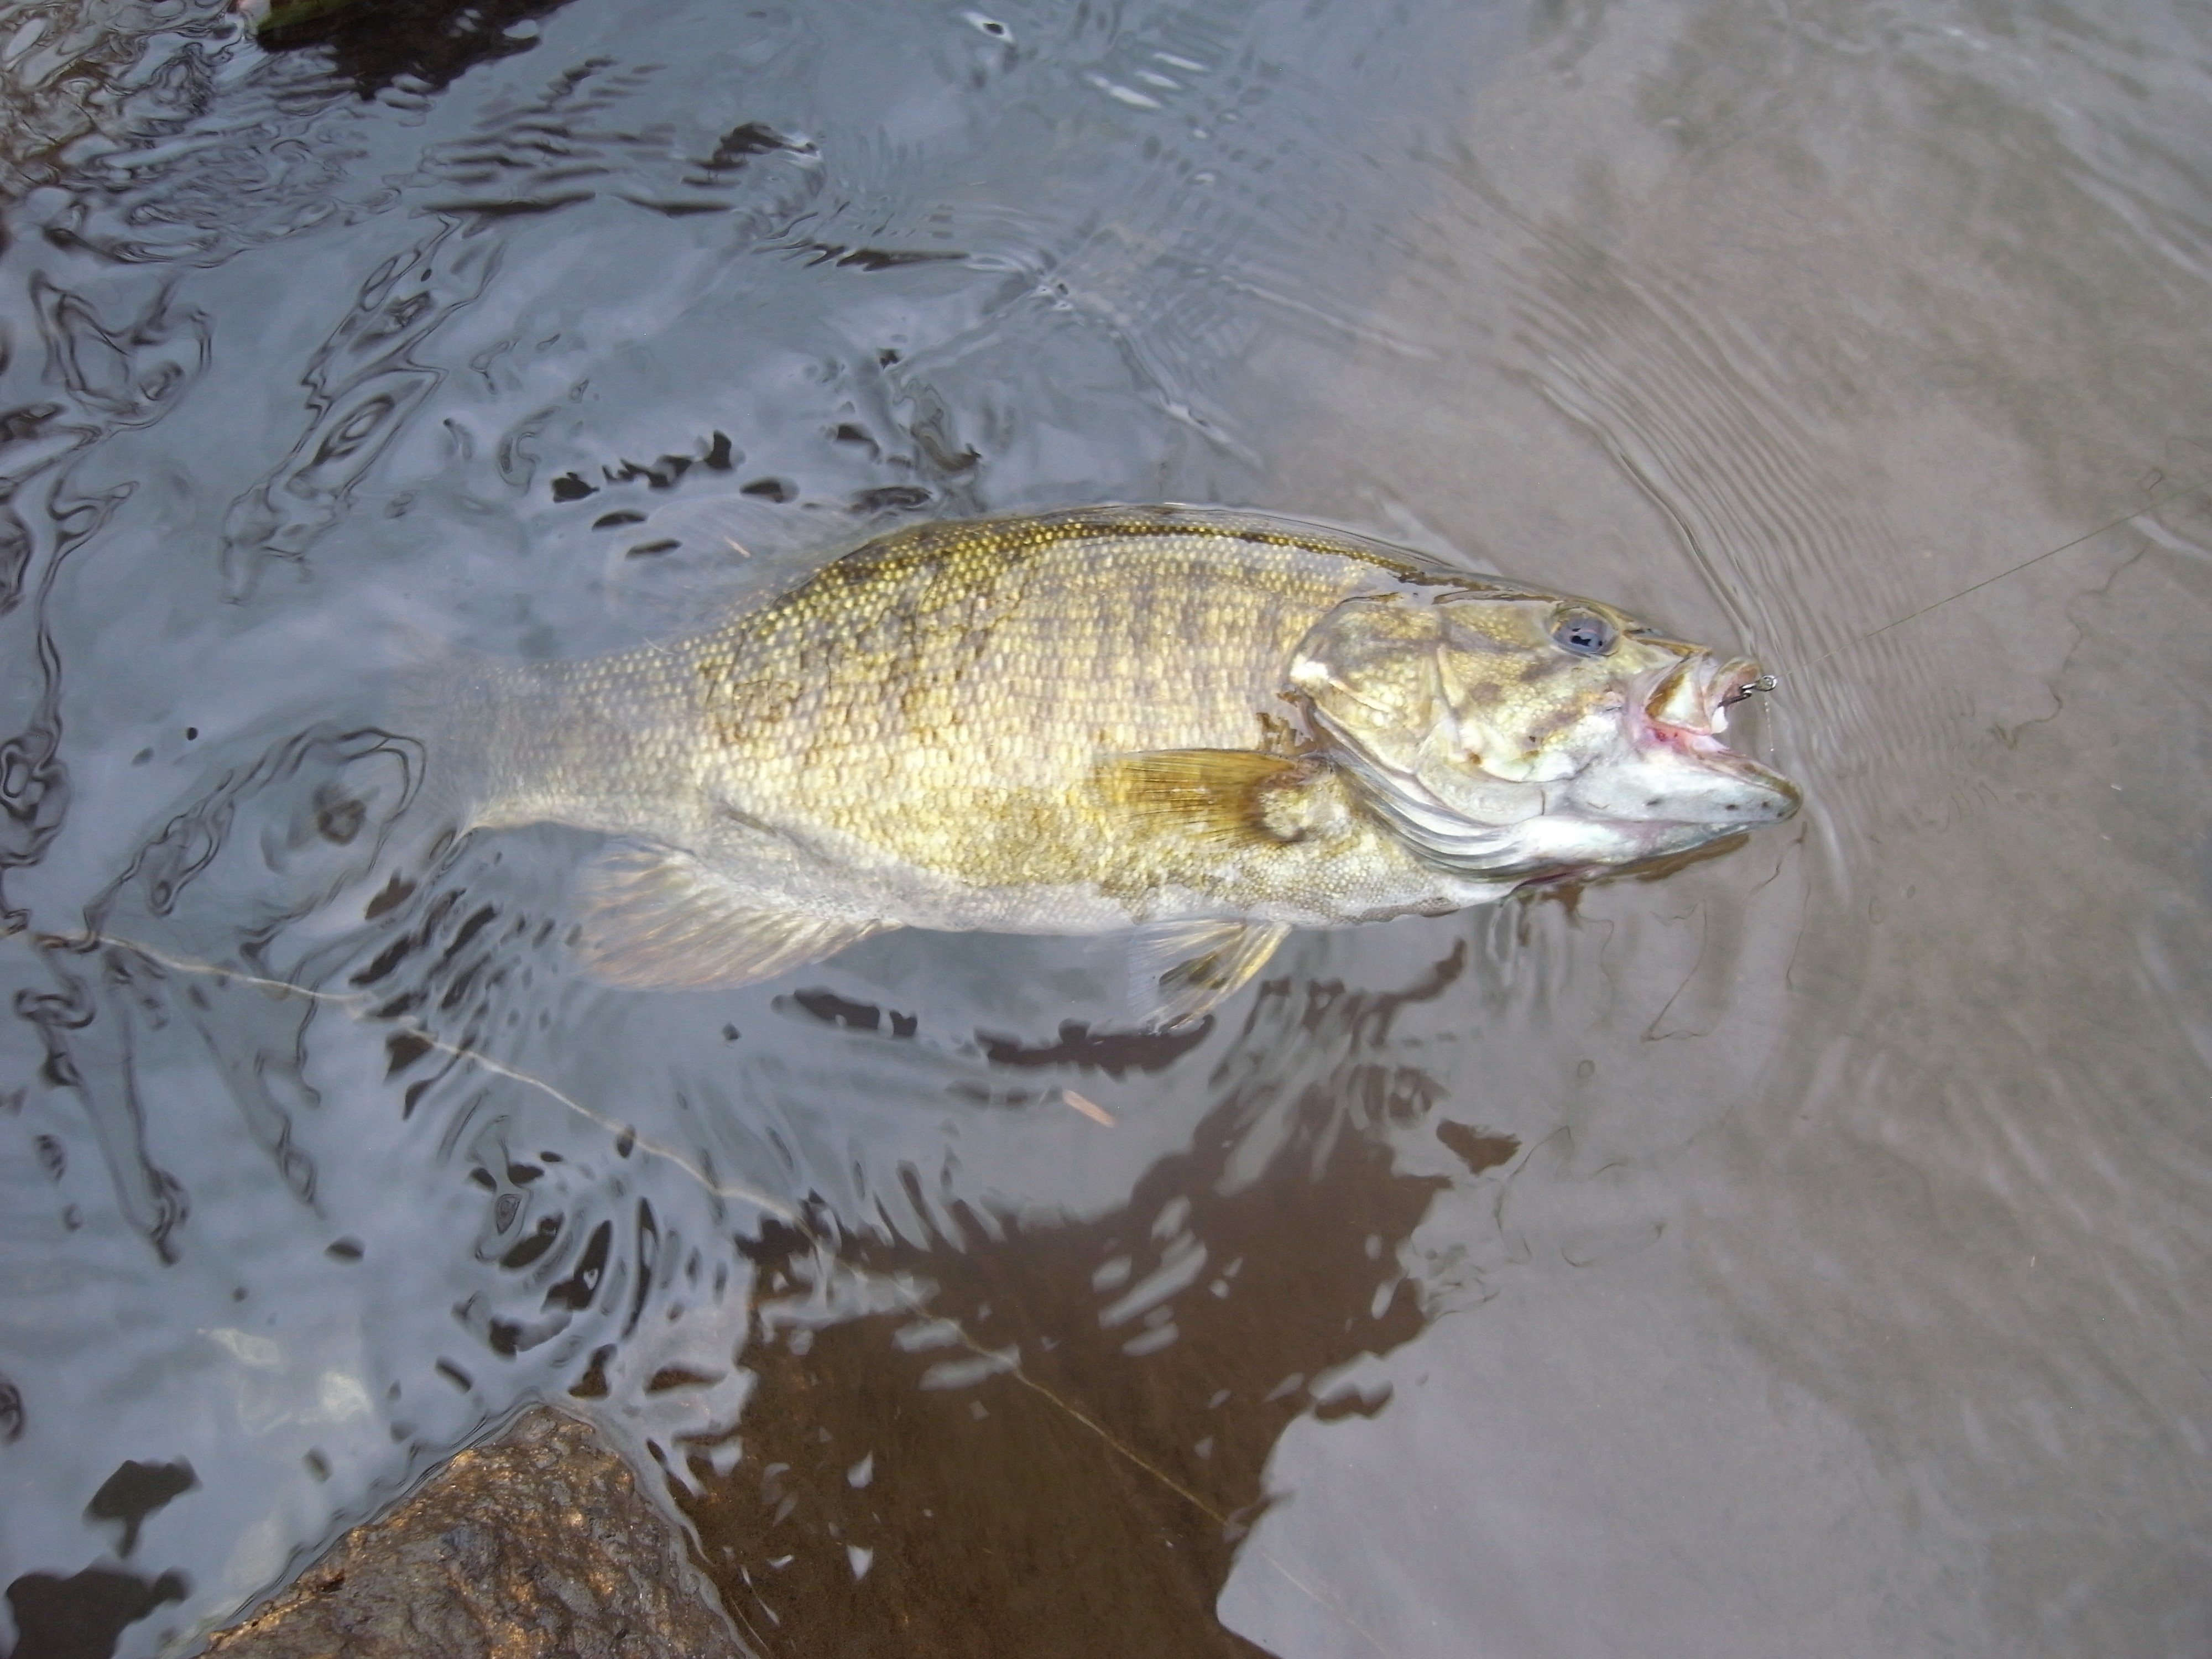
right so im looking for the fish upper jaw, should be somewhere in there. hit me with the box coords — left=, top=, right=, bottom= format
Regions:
left=1641, top=650, right=1754, bottom=744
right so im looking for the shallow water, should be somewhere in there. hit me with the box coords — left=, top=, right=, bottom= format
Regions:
left=3, top=0, right=2211, bottom=1653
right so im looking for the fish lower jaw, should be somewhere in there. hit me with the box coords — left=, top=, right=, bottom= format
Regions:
left=1566, top=766, right=1785, bottom=821
left=1581, top=720, right=1802, bottom=825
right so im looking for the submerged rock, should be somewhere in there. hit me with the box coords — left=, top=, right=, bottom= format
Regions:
left=205, top=1407, right=742, bottom=1659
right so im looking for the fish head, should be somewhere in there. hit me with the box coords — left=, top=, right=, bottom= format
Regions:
left=1287, top=586, right=1800, bottom=880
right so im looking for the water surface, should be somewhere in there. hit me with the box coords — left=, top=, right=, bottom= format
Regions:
left=3, top=0, right=2211, bottom=1655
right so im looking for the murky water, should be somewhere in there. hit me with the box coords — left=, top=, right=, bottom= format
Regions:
left=3, top=0, right=2210, bottom=1653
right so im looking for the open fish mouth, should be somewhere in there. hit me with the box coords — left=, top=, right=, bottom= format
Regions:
left=1641, top=653, right=1802, bottom=818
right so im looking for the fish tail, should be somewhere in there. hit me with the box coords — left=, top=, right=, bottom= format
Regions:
left=378, top=618, right=500, bottom=836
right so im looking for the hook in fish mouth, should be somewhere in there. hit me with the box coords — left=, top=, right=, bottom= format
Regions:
left=1645, top=654, right=1770, bottom=747
left=1720, top=671, right=1780, bottom=707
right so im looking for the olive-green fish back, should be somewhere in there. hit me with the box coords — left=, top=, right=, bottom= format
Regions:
left=671, top=508, right=1453, bottom=869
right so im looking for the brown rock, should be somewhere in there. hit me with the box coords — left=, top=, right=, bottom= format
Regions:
left=206, top=1407, right=744, bottom=1659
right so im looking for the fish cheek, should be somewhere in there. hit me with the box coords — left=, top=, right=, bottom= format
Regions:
left=1408, top=723, right=1547, bottom=826
left=1434, top=648, right=1582, bottom=784
left=1437, top=667, right=1526, bottom=775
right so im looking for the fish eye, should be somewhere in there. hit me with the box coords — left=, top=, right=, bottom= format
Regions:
left=1550, top=609, right=1618, bottom=658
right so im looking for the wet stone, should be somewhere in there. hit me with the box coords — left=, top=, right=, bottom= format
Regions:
left=204, top=1408, right=742, bottom=1659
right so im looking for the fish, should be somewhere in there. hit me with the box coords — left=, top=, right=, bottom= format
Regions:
left=414, top=505, right=1800, bottom=1026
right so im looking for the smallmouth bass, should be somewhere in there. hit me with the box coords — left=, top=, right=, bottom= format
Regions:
left=422, top=505, right=1799, bottom=1025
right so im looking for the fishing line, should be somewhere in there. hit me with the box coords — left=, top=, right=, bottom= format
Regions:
left=14, top=927, right=802, bottom=1220
left=1726, top=475, right=2209, bottom=701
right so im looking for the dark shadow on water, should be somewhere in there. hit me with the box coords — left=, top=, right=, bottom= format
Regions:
left=252, top=0, right=585, bottom=98
left=4, top=1566, right=189, bottom=1659
left=82, top=1462, right=199, bottom=1561
left=668, top=1031, right=1475, bottom=1657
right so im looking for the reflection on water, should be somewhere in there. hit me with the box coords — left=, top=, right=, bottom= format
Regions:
left=674, top=959, right=1473, bottom=1659
left=3, top=0, right=2212, bottom=1654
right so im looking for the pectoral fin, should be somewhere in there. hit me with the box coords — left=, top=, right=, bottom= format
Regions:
left=1129, top=919, right=1292, bottom=1030
left=1094, top=749, right=1321, bottom=844
left=575, top=842, right=891, bottom=991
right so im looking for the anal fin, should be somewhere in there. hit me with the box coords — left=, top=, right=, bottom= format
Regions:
left=575, top=841, right=891, bottom=992
left=1129, top=919, right=1292, bottom=1030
